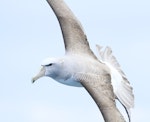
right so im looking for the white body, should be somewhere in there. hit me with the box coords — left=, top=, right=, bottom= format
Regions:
left=42, top=54, right=109, bottom=87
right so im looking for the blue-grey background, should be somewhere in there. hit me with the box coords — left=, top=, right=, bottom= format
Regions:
left=0, top=0, right=150, bottom=121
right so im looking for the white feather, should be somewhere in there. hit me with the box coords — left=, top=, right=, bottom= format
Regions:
left=96, top=44, right=134, bottom=121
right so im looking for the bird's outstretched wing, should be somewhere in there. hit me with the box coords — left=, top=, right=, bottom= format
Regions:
left=96, top=44, right=134, bottom=121
left=46, top=0, right=96, bottom=58
left=74, top=73, right=126, bottom=122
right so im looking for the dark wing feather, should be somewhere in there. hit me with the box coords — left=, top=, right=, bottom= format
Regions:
left=47, top=0, right=96, bottom=59
left=74, top=73, right=126, bottom=122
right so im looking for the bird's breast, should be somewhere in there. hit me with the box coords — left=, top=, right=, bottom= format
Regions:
left=55, top=77, right=83, bottom=87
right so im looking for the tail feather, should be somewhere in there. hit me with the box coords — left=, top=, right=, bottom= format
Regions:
left=96, top=44, right=134, bottom=122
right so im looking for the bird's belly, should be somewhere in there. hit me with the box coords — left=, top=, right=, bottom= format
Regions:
left=56, top=78, right=83, bottom=87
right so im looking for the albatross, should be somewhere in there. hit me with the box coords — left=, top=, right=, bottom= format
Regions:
left=32, top=0, right=134, bottom=122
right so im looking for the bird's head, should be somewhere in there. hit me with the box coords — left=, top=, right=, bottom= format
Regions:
left=32, top=57, right=64, bottom=83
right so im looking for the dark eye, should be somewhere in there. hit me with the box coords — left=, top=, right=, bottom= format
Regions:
left=46, top=63, right=53, bottom=66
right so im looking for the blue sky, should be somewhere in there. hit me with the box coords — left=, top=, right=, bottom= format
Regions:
left=0, top=0, right=150, bottom=121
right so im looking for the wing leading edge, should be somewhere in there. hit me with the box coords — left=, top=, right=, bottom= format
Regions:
left=46, top=0, right=96, bottom=59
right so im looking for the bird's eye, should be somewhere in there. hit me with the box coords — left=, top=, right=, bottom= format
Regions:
left=46, top=63, right=53, bottom=66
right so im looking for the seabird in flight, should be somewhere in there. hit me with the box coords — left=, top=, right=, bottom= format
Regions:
left=32, top=0, right=134, bottom=122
